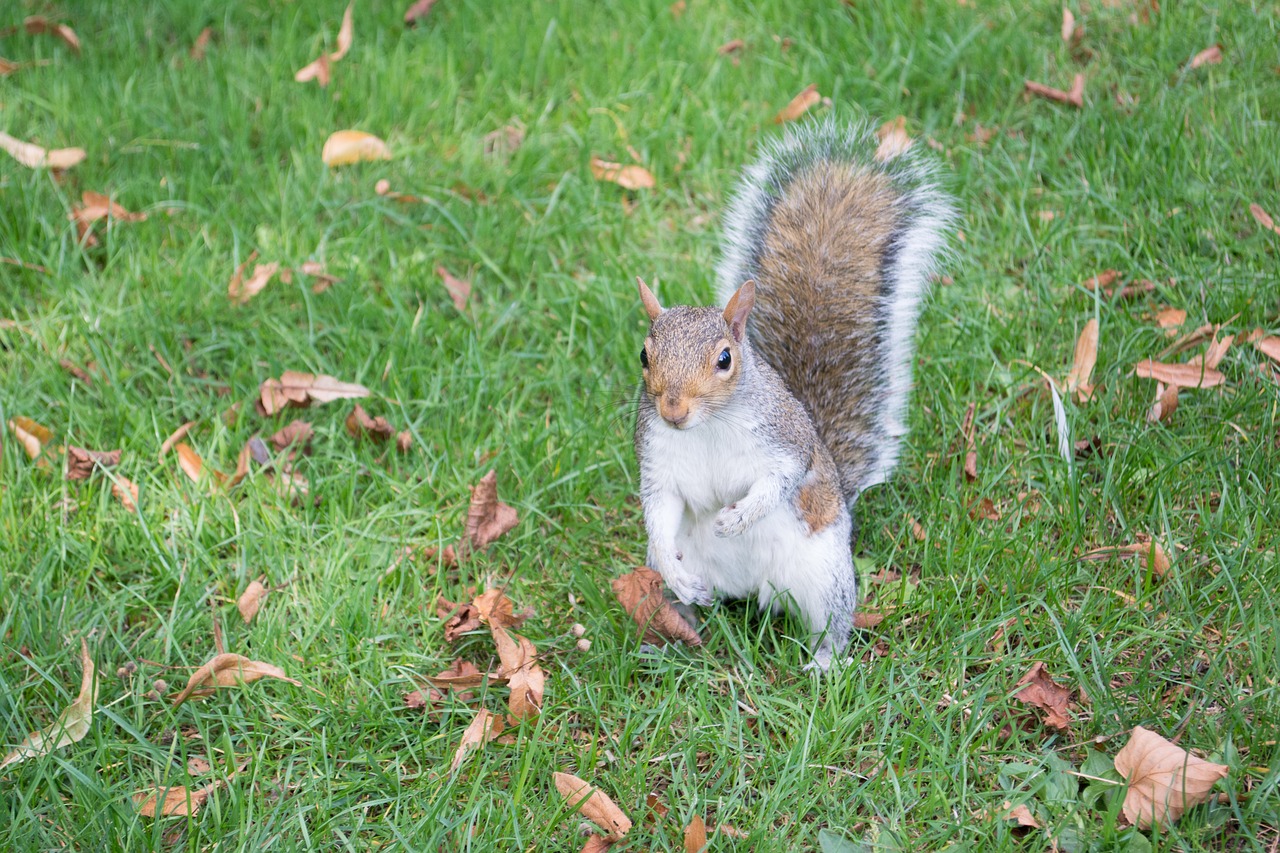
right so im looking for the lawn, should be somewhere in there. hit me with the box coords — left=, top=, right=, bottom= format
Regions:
left=2, top=0, right=1278, bottom=850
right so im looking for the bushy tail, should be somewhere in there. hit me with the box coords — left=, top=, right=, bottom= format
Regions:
left=716, top=118, right=954, bottom=504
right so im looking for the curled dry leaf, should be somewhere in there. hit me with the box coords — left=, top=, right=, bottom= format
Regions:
left=229, top=261, right=280, bottom=305
left=553, top=772, right=633, bottom=840
left=0, top=131, right=86, bottom=170
left=610, top=567, right=703, bottom=647
left=295, top=3, right=354, bottom=86
left=23, top=16, right=81, bottom=52
left=0, top=639, right=96, bottom=770
left=438, top=596, right=483, bottom=641
left=8, top=416, right=53, bottom=460
left=1114, top=726, right=1229, bottom=829
left=1249, top=203, right=1280, bottom=236
left=685, top=814, right=709, bottom=853
left=1147, top=382, right=1179, bottom=423
left=1066, top=318, right=1099, bottom=402
left=237, top=579, right=268, bottom=624
left=159, top=421, right=197, bottom=458
left=268, top=420, right=313, bottom=453
left=589, top=156, right=655, bottom=191
left=1154, top=307, right=1187, bottom=330
left=464, top=470, right=520, bottom=551
left=1082, top=536, right=1171, bottom=577
left=112, top=476, right=140, bottom=511
left=1255, top=336, right=1280, bottom=365
left=170, top=653, right=300, bottom=706
left=1013, top=661, right=1074, bottom=731
left=322, top=130, right=392, bottom=167
left=437, top=266, right=472, bottom=312
left=404, top=0, right=439, bottom=26
left=492, top=626, right=544, bottom=720
left=1060, top=7, right=1076, bottom=42
left=1001, top=801, right=1042, bottom=829
left=482, top=124, right=525, bottom=159
left=1189, top=44, right=1223, bottom=69
left=1133, top=359, right=1225, bottom=388
left=774, top=83, right=821, bottom=123
left=345, top=404, right=394, bottom=442
left=718, top=38, right=744, bottom=55
left=226, top=249, right=260, bottom=302
left=258, top=371, right=370, bottom=415
left=874, top=116, right=914, bottom=162
left=1188, top=334, right=1233, bottom=372
left=135, top=763, right=245, bottom=818
left=450, top=708, right=505, bottom=772
left=396, top=430, right=413, bottom=453
left=1025, top=74, right=1084, bottom=108
left=472, top=588, right=525, bottom=629
left=174, top=442, right=217, bottom=485
left=65, top=446, right=121, bottom=481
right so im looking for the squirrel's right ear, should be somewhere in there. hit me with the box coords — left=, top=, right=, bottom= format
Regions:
left=637, top=276, right=664, bottom=321
left=723, top=280, right=756, bottom=342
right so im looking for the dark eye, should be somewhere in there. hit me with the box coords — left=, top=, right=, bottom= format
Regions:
left=716, top=348, right=732, bottom=371
left=640, top=347, right=649, bottom=369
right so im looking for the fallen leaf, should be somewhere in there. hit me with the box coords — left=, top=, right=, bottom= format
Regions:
left=295, top=53, right=331, bottom=86
left=774, top=83, right=821, bottom=123
left=718, top=38, right=744, bottom=55
left=579, top=837, right=614, bottom=853
left=610, top=568, right=703, bottom=647
left=295, top=3, right=354, bottom=86
left=268, top=420, right=313, bottom=453
left=482, top=124, right=525, bottom=159
left=112, top=476, right=140, bottom=511
left=1013, top=662, right=1073, bottom=730
left=1114, top=726, right=1229, bottom=829
left=472, top=589, right=525, bottom=629
left=8, top=416, right=53, bottom=460
left=0, top=639, right=96, bottom=770
left=1147, top=382, right=1178, bottom=423
left=0, top=58, right=20, bottom=77
left=0, top=131, right=86, bottom=170
left=175, top=442, right=214, bottom=485
left=330, top=3, right=354, bottom=61
left=396, top=430, right=413, bottom=453
left=237, top=579, right=267, bottom=624
left=345, top=404, right=394, bottom=442
left=961, top=401, right=978, bottom=481
left=65, top=446, right=121, bottom=481
left=1024, top=74, right=1084, bottom=108
left=1060, top=7, right=1076, bottom=42
left=1081, top=269, right=1120, bottom=293
left=874, top=116, right=914, bottom=162
left=969, top=496, right=1001, bottom=521
left=70, top=191, right=147, bottom=230
left=187, top=756, right=212, bottom=774
left=437, top=266, right=472, bottom=312
left=1255, top=336, right=1280, bottom=365
left=1187, top=333, right=1233, bottom=371
left=1189, top=44, right=1223, bottom=69
left=403, top=0, right=439, bottom=26
left=910, top=517, right=927, bottom=541
left=258, top=371, right=370, bottom=415
left=59, top=359, right=94, bottom=384
left=134, top=764, right=244, bottom=818
left=553, top=772, right=633, bottom=840
left=170, top=653, right=300, bottom=706
left=24, top=16, right=81, bottom=52
left=422, top=658, right=486, bottom=692
left=670, top=0, right=686, bottom=16
left=321, top=130, right=392, bottom=167
left=1001, top=801, right=1042, bottom=829
left=450, top=708, right=505, bottom=772
left=1082, top=536, right=1171, bottom=577
left=159, top=421, right=198, bottom=458
left=189, top=27, right=212, bottom=61
left=492, top=627, right=544, bottom=720
left=229, top=261, right=279, bottom=305
left=464, top=470, right=519, bottom=551
left=1133, top=359, right=1225, bottom=388
left=1154, top=307, right=1187, bottom=330
left=685, top=814, right=709, bottom=852
left=853, top=611, right=885, bottom=630
left=589, top=156, right=655, bottom=191
left=1066, top=318, right=1099, bottom=402
left=438, top=596, right=483, bottom=642
left=1249, top=203, right=1280, bottom=236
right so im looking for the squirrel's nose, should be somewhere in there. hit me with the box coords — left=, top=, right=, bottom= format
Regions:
left=660, top=397, right=691, bottom=427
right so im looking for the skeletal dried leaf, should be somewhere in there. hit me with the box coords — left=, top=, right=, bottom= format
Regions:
left=610, top=567, right=703, bottom=647
left=1189, top=44, right=1223, bottom=69
left=464, top=470, right=519, bottom=551
left=874, top=116, right=914, bottom=162
left=237, top=579, right=268, bottom=624
left=437, top=266, right=472, bottom=312
left=1114, top=726, right=1228, bottom=829
left=1, top=639, right=96, bottom=770
left=1013, top=662, right=1074, bottom=730
left=0, top=131, right=86, bottom=170
left=24, top=16, right=81, bottom=52
left=774, top=83, right=821, bottom=123
left=553, top=772, right=633, bottom=839
left=65, top=446, right=121, bottom=480
left=258, top=371, right=369, bottom=415
left=1133, top=359, right=1225, bottom=388
left=321, top=130, right=392, bottom=167
left=450, top=708, right=505, bottom=772
left=589, top=156, right=655, bottom=191
left=170, top=653, right=299, bottom=706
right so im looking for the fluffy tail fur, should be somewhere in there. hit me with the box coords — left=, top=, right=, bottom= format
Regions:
left=716, top=118, right=954, bottom=504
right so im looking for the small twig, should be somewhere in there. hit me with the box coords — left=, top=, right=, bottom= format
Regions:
left=1025, top=74, right=1084, bottom=108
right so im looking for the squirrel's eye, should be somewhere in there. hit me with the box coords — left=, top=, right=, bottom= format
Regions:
left=716, top=348, right=732, bottom=371
left=640, top=347, right=649, bottom=369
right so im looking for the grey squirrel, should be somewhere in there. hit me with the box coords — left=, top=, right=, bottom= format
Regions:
left=632, top=118, right=953, bottom=670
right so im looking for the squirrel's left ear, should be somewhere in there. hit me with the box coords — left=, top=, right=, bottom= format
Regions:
left=723, top=280, right=755, bottom=342
left=636, top=276, right=664, bottom=321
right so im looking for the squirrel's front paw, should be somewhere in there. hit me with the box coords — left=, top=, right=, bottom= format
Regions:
left=714, top=503, right=751, bottom=538
left=662, top=569, right=713, bottom=607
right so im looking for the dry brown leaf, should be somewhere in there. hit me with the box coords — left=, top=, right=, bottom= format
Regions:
left=58, top=359, right=94, bottom=384
left=331, top=3, right=354, bottom=61
left=1249, top=203, right=1280, bottom=236
left=961, top=401, right=978, bottom=481
left=910, top=517, right=926, bottom=541
left=396, top=430, right=413, bottom=453
left=969, top=496, right=1000, bottom=522
left=1133, top=359, right=1225, bottom=388
left=1082, top=536, right=1171, bottom=577
left=345, top=404, right=394, bottom=442
left=175, top=442, right=210, bottom=484
left=1114, top=726, right=1229, bottom=829
left=71, top=191, right=147, bottom=229
left=1189, top=44, right=1223, bottom=69
left=229, top=261, right=279, bottom=305
left=422, top=658, right=486, bottom=691
left=403, top=0, right=439, bottom=25
left=321, top=130, right=392, bottom=167
left=438, top=596, right=483, bottom=642
left=610, top=567, right=703, bottom=647
left=295, top=53, right=331, bottom=86
left=685, top=814, right=709, bottom=852
left=1188, top=334, right=1233, bottom=371
left=1065, top=318, right=1099, bottom=402
left=437, top=266, right=472, bottom=312
left=258, top=371, right=370, bottom=415
left=492, top=627, right=544, bottom=720
left=553, top=772, right=633, bottom=840
left=295, top=4, right=353, bottom=86
left=774, top=83, right=821, bottom=123
left=1147, top=382, right=1179, bottom=423
left=1255, top=336, right=1280, bottom=365
left=450, top=708, right=505, bottom=772
left=190, top=27, right=212, bottom=61
left=464, top=470, right=520, bottom=551
left=853, top=610, right=885, bottom=630
left=1081, top=269, right=1120, bottom=293
left=268, top=420, right=313, bottom=453
left=482, top=124, right=525, bottom=159
left=670, top=0, right=686, bottom=17
left=170, top=653, right=300, bottom=706
left=0, top=639, right=96, bottom=770
left=237, top=579, right=267, bottom=624
left=579, top=837, right=615, bottom=853
left=112, top=476, right=139, bottom=511
left=65, top=446, right=121, bottom=481
left=159, top=421, right=197, bottom=458
left=874, top=116, right=914, bottom=162
left=0, top=58, right=20, bottom=77
left=1024, top=74, right=1084, bottom=108
left=1013, top=662, right=1073, bottom=730
left=1154, top=307, right=1187, bottom=330
left=589, top=156, right=655, bottom=191
left=8, top=416, right=53, bottom=460
left=0, top=131, right=86, bottom=171
left=472, top=589, right=525, bottom=629
left=135, top=764, right=244, bottom=818
left=718, top=38, right=744, bottom=55
left=1060, top=7, right=1076, bottom=42
left=24, top=17, right=81, bottom=52
left=1001, top=801, right=1042, bottom=829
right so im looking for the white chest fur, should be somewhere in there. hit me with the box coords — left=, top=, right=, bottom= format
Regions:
left=641, top=412, right=772, bottom=515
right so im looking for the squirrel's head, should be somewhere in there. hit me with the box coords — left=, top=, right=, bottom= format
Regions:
left=636, top=277, right=755, bottom=430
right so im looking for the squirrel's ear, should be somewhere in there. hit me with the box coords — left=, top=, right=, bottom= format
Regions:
left=636, top=276, right=664, bottom=321
left=723, top=280, right=755, bottom=342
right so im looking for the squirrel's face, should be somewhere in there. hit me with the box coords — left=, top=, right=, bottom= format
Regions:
left=636, top=278, right=755, bottom=430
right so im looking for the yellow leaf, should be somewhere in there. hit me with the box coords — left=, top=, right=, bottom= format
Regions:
left=0, top=131, right=85, bottom=170
left=322, top=130, right=391, bottom=167
left=589, top=156, right=655, bottom=191
left=1, top=640, right=96, bottom=770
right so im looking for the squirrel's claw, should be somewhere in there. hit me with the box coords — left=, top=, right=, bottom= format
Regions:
left=714, top=503, right=750, bottom=538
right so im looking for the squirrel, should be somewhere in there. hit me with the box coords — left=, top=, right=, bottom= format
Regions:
left=632, top=118, right=953, bottom=670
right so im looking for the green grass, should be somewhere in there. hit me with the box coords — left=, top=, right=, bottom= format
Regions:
left=2, top=0, right=1279, bottom=849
